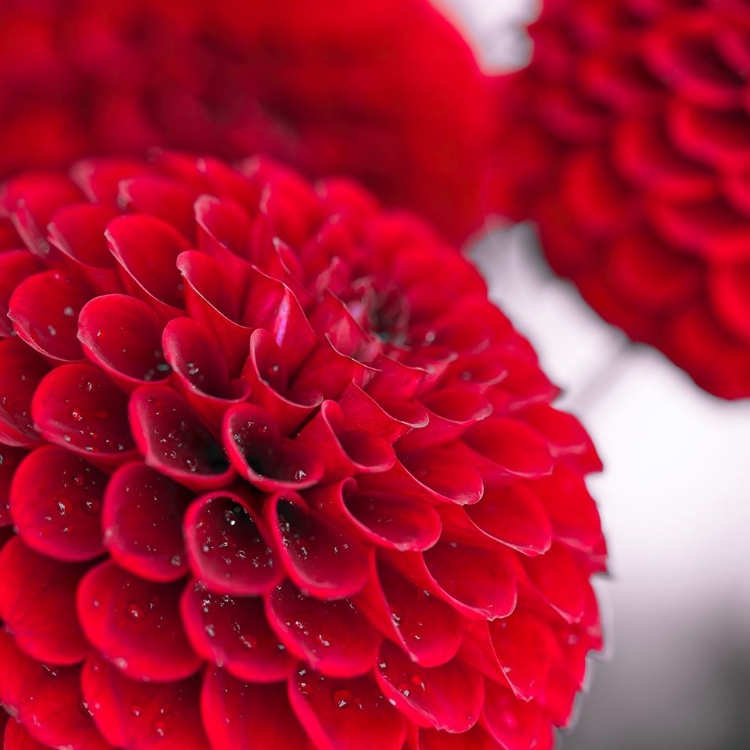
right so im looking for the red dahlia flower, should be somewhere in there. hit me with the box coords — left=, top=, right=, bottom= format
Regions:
left=490, top=0, right=750, bottom=399
left=0, top=0, right=492, bottom=242
left=0, top=153, right=606, bottom=749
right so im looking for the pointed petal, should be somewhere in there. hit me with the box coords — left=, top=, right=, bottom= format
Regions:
left=106, top=215, right=188, bottom=320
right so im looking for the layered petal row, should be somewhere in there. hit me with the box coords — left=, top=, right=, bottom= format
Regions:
left=0, top=153, right=606, bottom=749
left=490, top=0, right=750, bottom=399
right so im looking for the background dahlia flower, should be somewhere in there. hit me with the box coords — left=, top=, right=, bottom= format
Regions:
left=489, top=0, right=750, bottom=400
left=0, top=0, right=494, bottom=243
left=0, top=153, right=606, bottom=749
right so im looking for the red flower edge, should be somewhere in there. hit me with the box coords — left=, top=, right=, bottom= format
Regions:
left=488, top=0, right=750, bottom=399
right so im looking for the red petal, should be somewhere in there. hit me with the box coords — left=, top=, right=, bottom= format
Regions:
left=129, top=384, right=234, bottom=491
left=395, top=450, right=484, bottom=506
left=195, top=194, right=253, bottom=278
left=464, top=484, right=553, bottom=556
left=183, top=491, right=283, bottom=596
left=2, top=174, right=82, bottom=261
left=47, top=202, right=121, bottom=294
left=4, top=718, right=49, bottom=750
left=70, top=158, right=150, bottom=206
left=355, top=561, right=463, bottom=668
left=242, top=328, right=323, bottom=436
left=176, top=250, right=251, bottom=376
left=266, top=493, right=370, bottom=599
left=241, top=266, right=318, bottom=373
left=292, top=338, right=376, bottom=402
left=32, top=277, right=114, bottom=343
left=538, top=667, right=579, bottom=727
left=77, top=561, right=201, bottom=681
left=103, top=462, right=192, bottom=582
left=397, top=387, right=492, bottom=452
left=529, top=466, right=604, bottom=553
left=376, top=641, right=484, bottom=733
left=421, top=541, right=517, bottom=621
left=308, top=293, right=379, bottom=363
left=0, top=447, right=25, bottom=528
left=9, top=445, right=106, bottom=561
left=163, top=317, right=250, bottom=428
left=78, top=294, right=171, bottom=391
left=0, top=537, right=89, bottom=665
left=337, top=383, right=428, bottom=444
left=482, top=680, right=553, bottom=750
left=366, top=356, right=426, bottom=402
left=32, top=362, right=136, bottom=462
left=486, top=357, right=560, bottom=415
left=82, top=655, right=208, bottom=749
left=223, top=403, right=323, bottom=492
left=202, top=669, right=310, bottom=750
left=522, top=544, right=588, bottom=623
left=311, top=480, right=441, bottom=552
left=463, top=418, right=554, bottom=481
left=267, top=580, right=381, bottom=677
left=289, top=670, right=406, bottom=750
left=418, top=725, right=498, bottom=749
left=520, top=404, right=603, bottom=474
left=296, top=400, right=395, bottom=481
left=106, top=214, right=188, bottom=320
left=0, top=631, right=107, bottom=750
left=181, top=580, right=294, bottom=682
left=710, top=263, right=750, bottom=343
left=487, top=612, right=561, bottom=701
left=118, top=176, right=198, bottom=241
left=0, top=339, right=49, bottom=447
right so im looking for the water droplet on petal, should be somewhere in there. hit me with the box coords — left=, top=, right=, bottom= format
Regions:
left=334, top=689, right=352, bottom=708
left=127, top=603, right=144, bottom=620
left=82, top=498, right=101, bottom=515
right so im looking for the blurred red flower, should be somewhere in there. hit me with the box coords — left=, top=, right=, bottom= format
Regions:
left=0, top=153, right=606, bottom=749
left=490, top=0, right=750, bottom=399
left=0, top=0, right=493, bottom=243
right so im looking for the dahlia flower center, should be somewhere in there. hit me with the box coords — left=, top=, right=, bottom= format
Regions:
left=345, top=278, right=411, bottom=346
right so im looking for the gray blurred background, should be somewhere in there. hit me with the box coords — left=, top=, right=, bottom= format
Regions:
left=434, top=0, right=750, bottom=746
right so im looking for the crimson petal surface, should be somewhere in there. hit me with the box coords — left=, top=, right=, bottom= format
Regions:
left=0, top=154, right=606, bottom=749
